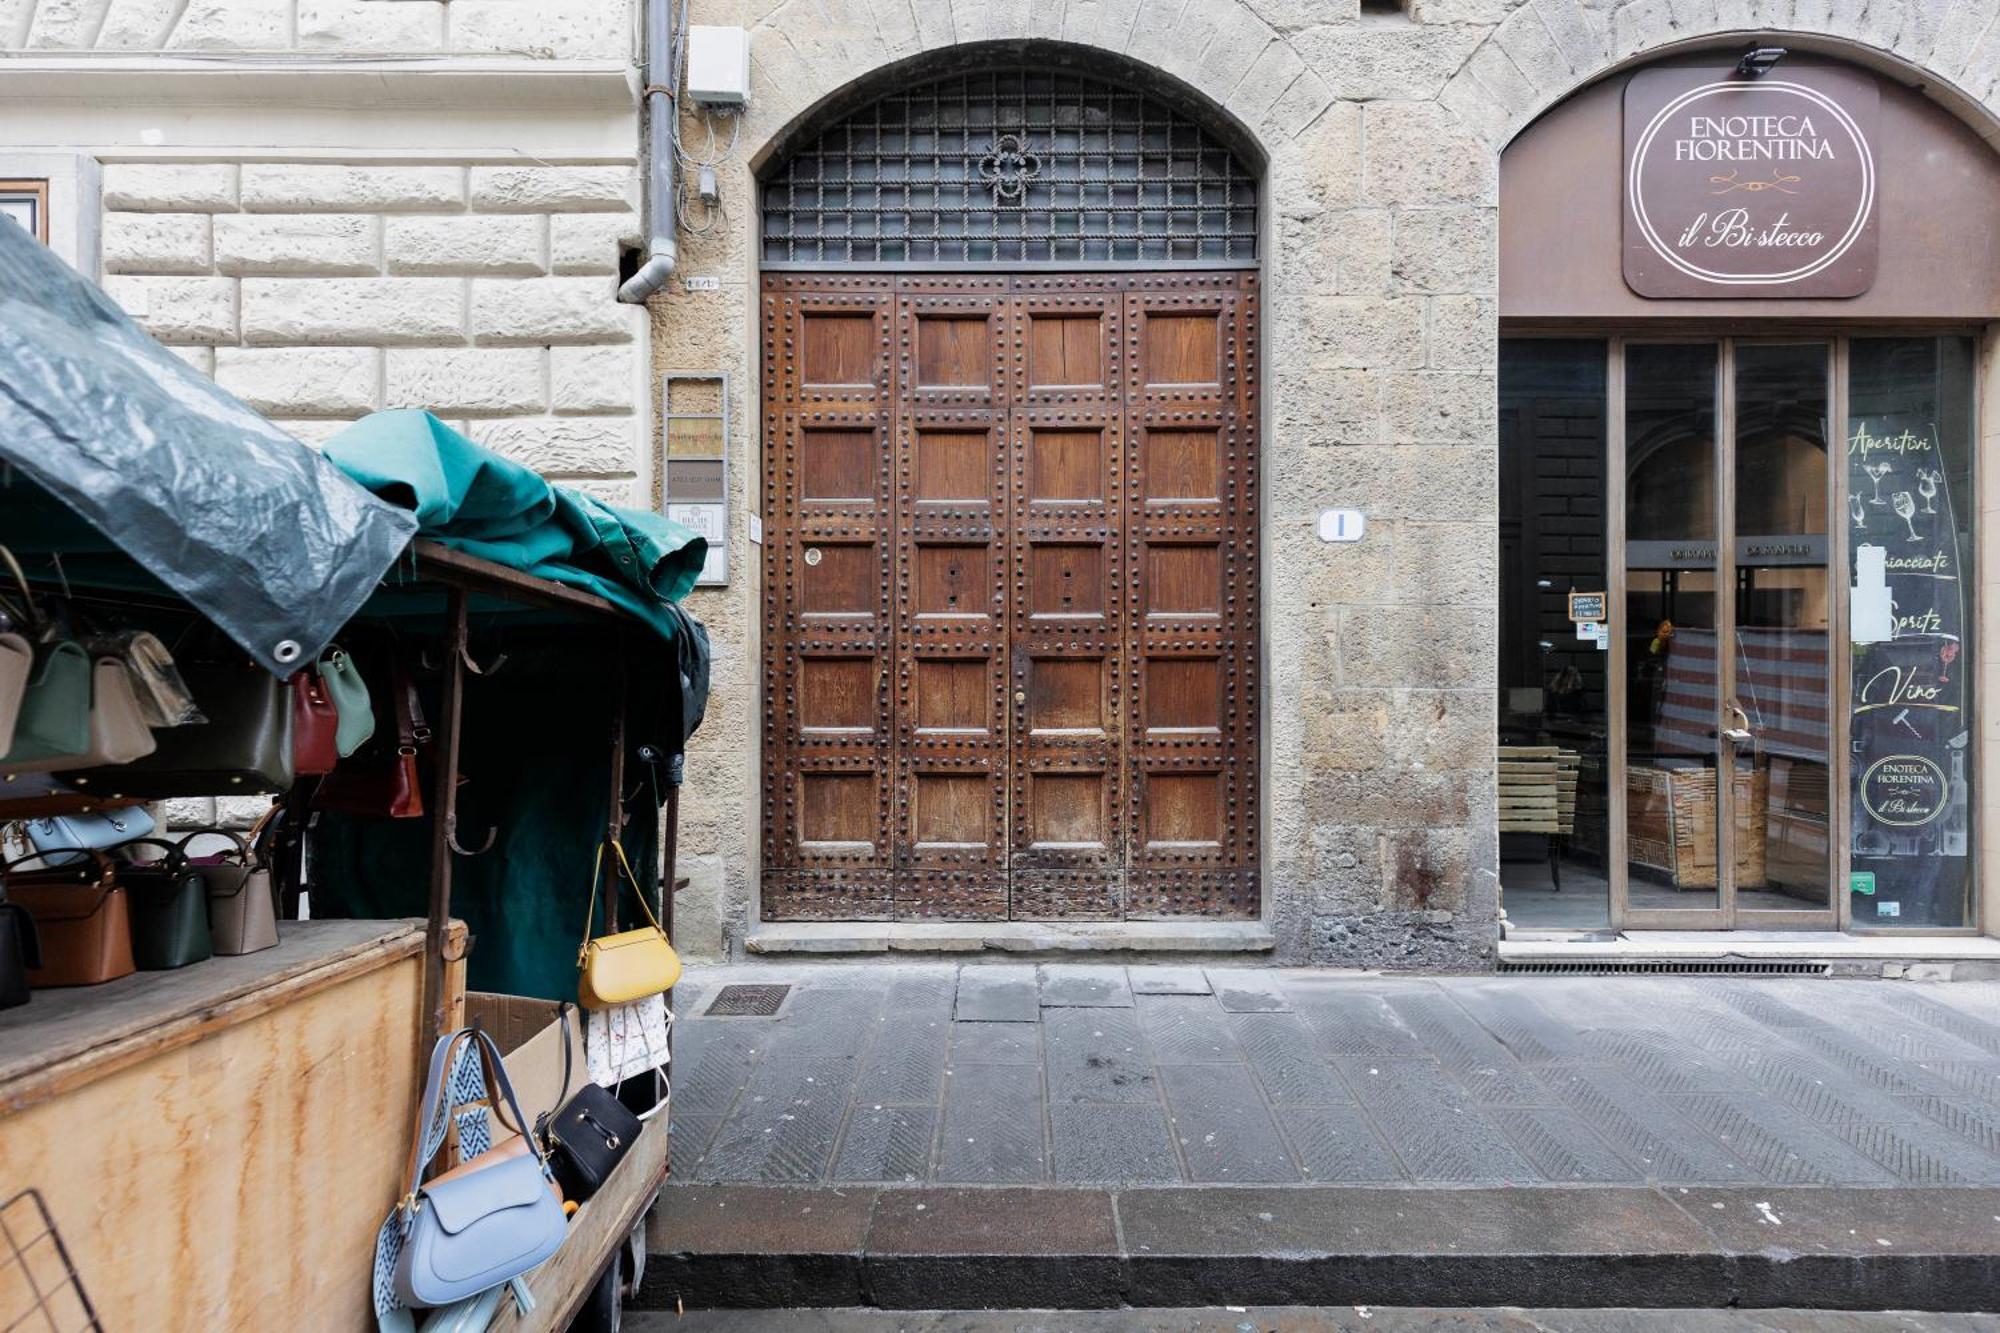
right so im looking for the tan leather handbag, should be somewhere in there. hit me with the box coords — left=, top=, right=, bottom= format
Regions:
left=3, top=656, right=157, bottom=775
left=181, top=819, right=279, bottom=957
left=3, top=851, right=136, bottom=987
left=0, top=630, right=29, bottom=756
left=577, top=841, right=680, bottom=1010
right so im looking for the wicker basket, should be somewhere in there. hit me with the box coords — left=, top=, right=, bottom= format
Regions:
left=1627, top=765, right=1768, bottom=889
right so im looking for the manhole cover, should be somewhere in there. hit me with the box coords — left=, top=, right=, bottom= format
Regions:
left=706, top=984, right=791, bottom=1017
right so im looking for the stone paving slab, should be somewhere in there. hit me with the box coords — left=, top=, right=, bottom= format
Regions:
left=667, top=965, right=2000, bottom=1190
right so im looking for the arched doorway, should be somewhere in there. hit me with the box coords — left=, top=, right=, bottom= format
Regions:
left=1497, top=46, right=2000, bottom=936
left=757, top=63, right=1262, bottom=923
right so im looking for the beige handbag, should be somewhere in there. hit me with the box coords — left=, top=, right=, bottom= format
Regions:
left=3, top=657, right=158, bottom=774
left=0, top=631, right=29, bottom=757
left=181, top=817, right=279, bottom=957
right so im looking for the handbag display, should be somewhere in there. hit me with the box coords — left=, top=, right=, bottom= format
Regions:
left=535, top=1004, right=642, bottom=1202
left=319, top=645, right=375, bottom=758
left=386, top=1028, right=567, bottom=1312
left=5, top=654, right=158, bottom=775
left=181, top=820, right=279, bottom=957
left=0, top=629, right=29, bottom=756
left=586, top=995, right=672, bottom=1095
left=576, top=840, right=680, bottom=1010
left=100, top=630, right=202, bottom=729
left=24, top=803, right=155, bottom=867
left=291, top=670, right=340, bottom=776
left=2, top=851, right=136, bottom=987
left=114, top=838, right=213, bottom=971
left=316, top=658, right=425, bottom=819
left=0, top=897, right=39, bottom=1010
left=0, top=547, right=91, bottom=770
left=65, top=656, right=293, bottom=797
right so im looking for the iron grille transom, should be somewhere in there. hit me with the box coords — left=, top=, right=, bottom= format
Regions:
left=761, top=68, right=1259, bottom=267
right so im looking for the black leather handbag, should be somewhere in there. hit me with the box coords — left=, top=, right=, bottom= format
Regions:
left=536, top=1004, right=640, bottom=1202
left=65, top=657, right=293, bottom=798
left=0, top=897, right=39, bottom=1010
left=117, top=839, right=214, bottom=971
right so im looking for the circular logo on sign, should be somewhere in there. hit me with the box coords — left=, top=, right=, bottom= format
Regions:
left=1629, top=80, right=1875, bottom=286
left=1860, top=754, right=1948, bottom=827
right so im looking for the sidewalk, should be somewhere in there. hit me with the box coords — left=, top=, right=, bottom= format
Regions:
left=645, top=964, right=2000, bottom=1312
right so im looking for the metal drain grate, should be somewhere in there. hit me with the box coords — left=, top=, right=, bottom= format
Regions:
left=706, top=984, right=792, bottom=1017
left=1498, top=960, right=1833, bottom=977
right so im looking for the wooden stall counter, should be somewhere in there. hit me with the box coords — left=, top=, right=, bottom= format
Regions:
left=0, top=919, right=457, bottom=1332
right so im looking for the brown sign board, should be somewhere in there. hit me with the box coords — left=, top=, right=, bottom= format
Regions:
left=1623, top=64, right=1878, bottom=298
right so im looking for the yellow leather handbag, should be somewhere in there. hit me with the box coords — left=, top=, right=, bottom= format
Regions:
left=577, top=840, right=680, bottom=1010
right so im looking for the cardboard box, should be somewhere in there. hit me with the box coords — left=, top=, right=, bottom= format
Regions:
left=464, top=992, right=588, bottom=1147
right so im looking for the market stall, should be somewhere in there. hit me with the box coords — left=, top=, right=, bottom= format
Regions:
left=0, top=214, right=705, bottom=1332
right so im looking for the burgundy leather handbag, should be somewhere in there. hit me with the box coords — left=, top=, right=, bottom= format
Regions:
left=314, top=659, right=426, bottom=819
left=291, top=670, right=340, bottom=776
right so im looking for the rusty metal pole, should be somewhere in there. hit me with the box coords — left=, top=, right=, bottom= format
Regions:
left=421, top=587, right=470, bottom=1056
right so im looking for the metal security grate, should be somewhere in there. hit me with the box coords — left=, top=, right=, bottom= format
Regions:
left=761, top=68, right=1258, bottom=267
left=1, top=1189, right=103, bottom=1333
left=1498, top=960, right=1833, bottom=976
left=706, top=984, right=792, bottom=1017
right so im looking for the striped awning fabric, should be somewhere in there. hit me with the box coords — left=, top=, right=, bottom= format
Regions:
left=1653, top=626, right=1830, bottom=762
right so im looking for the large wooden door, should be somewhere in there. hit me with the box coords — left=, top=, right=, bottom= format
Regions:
left=761, top=272, right=1259, bottom=921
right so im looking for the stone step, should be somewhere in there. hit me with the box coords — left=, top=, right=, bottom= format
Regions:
left=637, top=1183, right=2000, bottom=1313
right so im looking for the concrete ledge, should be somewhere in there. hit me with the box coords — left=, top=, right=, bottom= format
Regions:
left=641, top=1184, right=2000, bottom=1313
left=0, top=58, right=637, bottom=112
left=743, top=920, right=1277, bottom=957
left=1499, top=932, right=2000, bottom=979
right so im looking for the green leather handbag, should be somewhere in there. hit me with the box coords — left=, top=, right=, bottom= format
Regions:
left=319, top=646, right=375, bottom=757
left=0, top=639, right=91, bottom=769
left=116, top=839, right=214, bottom=971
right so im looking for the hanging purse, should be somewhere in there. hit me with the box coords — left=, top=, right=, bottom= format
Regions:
left=0, top=895, right=39, bottom=1010
left=536, top=1004, right=642, bottom=1203
left=24, top=803, right=155, bottom=867
left=576, top=840, right=680, bottom=1010
left=316, top=658, right=425, bottom=819
left=2, top=850, right=136, bottom=987
left=5, top=654, right=158, bottom=775
left=114, top=838, right=213, bottom=971
left=65, top=656, right=293, bottom=797
left=585, top=996, right=671, bottom=1099
left=96, top=629, right=202, bottom=728
left=320, top=645, right=375, bottom=758
left=385, top=1028, right=568, bottom=1313
left=292, top=670, right=340, bottom=776
left=0, top=629, right=29, bottom=757
left=0, top=548, right=92, bottom=770
left=182, top=818, right=279, bottom=957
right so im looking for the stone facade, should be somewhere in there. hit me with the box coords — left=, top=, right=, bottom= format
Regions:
left=654, top=0, right=2000, bottom=966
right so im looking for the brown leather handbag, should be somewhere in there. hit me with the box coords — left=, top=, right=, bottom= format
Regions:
left=315, top=658, right=426, bottom=819
left=291, top=670, right=340, bottom=776
left=2, top=850, right=136, bottom=987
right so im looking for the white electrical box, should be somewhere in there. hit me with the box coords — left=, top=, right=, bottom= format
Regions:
left=686, top=26, right=751, bottom=106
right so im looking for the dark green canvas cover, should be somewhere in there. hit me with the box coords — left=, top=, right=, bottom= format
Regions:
left=0, top=212, right=416, bottom=675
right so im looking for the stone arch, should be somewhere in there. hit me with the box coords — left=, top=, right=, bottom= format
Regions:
left=1445, top=1, right=2000, bottom=152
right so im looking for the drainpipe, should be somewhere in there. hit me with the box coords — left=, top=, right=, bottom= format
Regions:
left=618, top=0, right=681, bottom=304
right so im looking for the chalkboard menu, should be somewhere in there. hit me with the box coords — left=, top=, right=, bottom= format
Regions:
left=1846, top=416, right=1971, bottom=925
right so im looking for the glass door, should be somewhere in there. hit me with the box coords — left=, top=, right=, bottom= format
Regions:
left=1612, top=339, right=1838, bottom=930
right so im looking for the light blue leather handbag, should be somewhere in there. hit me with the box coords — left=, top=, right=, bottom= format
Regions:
left=24, top=804, right=154, bottom=867
left=380, top=1028, right=567, bottom=1321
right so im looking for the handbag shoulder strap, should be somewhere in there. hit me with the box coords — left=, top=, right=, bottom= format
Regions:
left=402, top=1027, right=549, bottom=1203
left=1, top=846, right=113, bottom=883
left=176, top=827, right=250, bottom=865
left=0, top=545, right=41, bottom=634
left=577, top=840, right=663, bottom=950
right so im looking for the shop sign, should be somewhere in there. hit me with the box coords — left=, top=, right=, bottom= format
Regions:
left=1624, top=64, right=1879, bottom=298
left=1567, top=591, right=1606, bottom=623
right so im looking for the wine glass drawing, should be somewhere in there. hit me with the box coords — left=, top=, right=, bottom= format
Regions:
left=1893, top=491, right=1921, bottom=542
left=1849, top=493, right=1866, bottom=529
left=1865, top=460, right=1893, bottom=505
left=1917, top=468, right=1940, bottom=514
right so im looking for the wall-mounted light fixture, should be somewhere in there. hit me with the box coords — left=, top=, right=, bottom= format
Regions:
left=1736, top=46, right=1787, bottom=78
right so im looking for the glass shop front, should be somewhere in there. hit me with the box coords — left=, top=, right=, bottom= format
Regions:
left=1495, top=48, right=2000, bottom=936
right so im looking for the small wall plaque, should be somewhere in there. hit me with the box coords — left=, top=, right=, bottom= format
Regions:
left=1568, top=591, right=1607, bottom=622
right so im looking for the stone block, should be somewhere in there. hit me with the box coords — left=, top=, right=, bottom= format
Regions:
left=1386, top=688, right=1494, bottom=771
left=471, top=276, right=633, bottom=344
left=1301, top=688, right=1390, bottom=770
left=165, top=0, right=288, bottom=49
left=385, top=347, right=546, bottom=414
left=1494, top=5, right=1576, bottom=95
left=1282, top=208, right=1391, bottom=295
left=448, top=0, right=632, bottom=60
left=95, top=0, right=182, bottom=48
left=469, top=166, right=635, bottom=213
left=1392, top=518, right=1496, bottom=605
left=167, top=345, right=214, bottom=375
left=1271, top=446, right=1497, bottom=524
left=25, top=0, right=98, bottom=47
left=385, top=215, right=545, bottom=275
left=1364, top=101, right=1497, bottom=205
left=1383, top=371, right=1496, bottom=444
left=214, top=214, right=378, bottom=275
left=1534, top=0, right=1612, bottom=77
left=1611, top=0, right=1678, bottom=61
left=214, top=346, right=380, bottom=416
left=278, top=420, right=355, bottom=448
left=1427, top=296, right=1498, bottom=373
left=101, top=212, right=211, bottom=274
left=1307, top=823, right=1384, bottom=915
left=1224, top=38, right=1306, bottom=131
left=550, top=344, right=636, bottom=413
left=1337, top=605, right=1496, bottom=690
left=297, top=0, right=445, bottom=50
left=1381, top=827, right=1471, bottom=914
left=240, top=277, right=465, bottom=345
left=240, top=164, right=465, bottom=213
left=102, top=275, right=236, bottom=343
left=551, top=212, right=639, bottom=274
left=1293, top=295, right=1426, bottom=371
left=1271, top=369, right=1381, bottom=446
left=1392, top=208, right=1497, bottom=296
left=470, top=416, right=638, bottom=473
left=101, top=162, right=237, bottom=213
left=1291, top=24, right=1483, bottom=102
